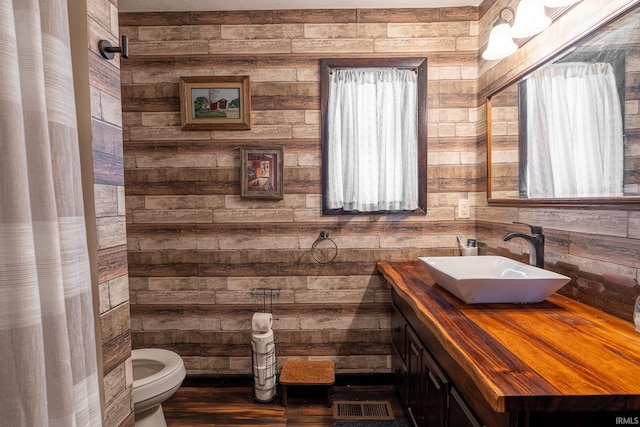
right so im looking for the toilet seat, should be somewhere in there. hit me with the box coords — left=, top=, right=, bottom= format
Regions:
left=132, top=348, right=186, bottom=407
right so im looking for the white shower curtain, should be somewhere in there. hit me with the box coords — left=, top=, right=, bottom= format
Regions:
left=326, top=68, right=418, bottom=211
left=0, top=0, right=102, bottom=425
left=525, top=62, right=624, bottom=198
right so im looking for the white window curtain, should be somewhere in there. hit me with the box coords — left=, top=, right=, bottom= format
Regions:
left=326, top=68, right=419, bottom=212
left=0, top=0, right=102, bottom=425
left=525, top=62, right=624, bottom=198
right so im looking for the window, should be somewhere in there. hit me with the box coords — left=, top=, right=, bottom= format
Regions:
left=320, top=58, right=428, bottom=215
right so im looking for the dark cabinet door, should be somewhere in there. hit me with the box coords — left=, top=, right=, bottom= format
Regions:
left=391, top=303, right=409, bottom=409
left=422, top=348, right=448, bottom=427
left=448, top=387, right=483, bottom=427
left=392, top=344, right=408, bottom=405
left=406, top=326, right=450, bottom=427
left=406, top=328, right=423, bottom=426
left=391, top=304, right=406, bottom=363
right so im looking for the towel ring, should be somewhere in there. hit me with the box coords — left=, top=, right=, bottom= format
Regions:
left=311, top=230, right=338, bottom=264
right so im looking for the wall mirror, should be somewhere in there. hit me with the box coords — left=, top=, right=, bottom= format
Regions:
left=320, top=57, right=428, bottom=215
left=487, top=4, right=640, bottom=207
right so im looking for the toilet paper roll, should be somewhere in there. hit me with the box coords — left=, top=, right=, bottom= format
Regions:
left=254, top=384, right=276, bottom=401
left=252, top=312, right=273, bottom=332
left=251, top=330, right=274, bottom=355
left=255, top=366, right=277, bottom=387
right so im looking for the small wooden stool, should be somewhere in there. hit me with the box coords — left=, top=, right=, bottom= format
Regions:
left=279, top=360, right=335, bottom=407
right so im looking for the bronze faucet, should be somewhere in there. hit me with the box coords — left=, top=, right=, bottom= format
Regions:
left=500, top=222, right=545, bottom=268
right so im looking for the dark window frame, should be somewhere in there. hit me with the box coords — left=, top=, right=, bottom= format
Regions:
left=320, top=57, right=428, bottom=215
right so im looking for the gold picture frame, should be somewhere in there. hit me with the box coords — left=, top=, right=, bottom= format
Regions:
left=179, top=76, right=251, bottom=130
left=241, top=147, right=284, bottom=199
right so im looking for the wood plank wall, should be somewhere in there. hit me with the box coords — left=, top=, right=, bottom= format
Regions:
left=477, top=0, right=640, bottom=322
left=87, top=1, right=134, bottom=426
left=119, top=7, right=483, bottom=375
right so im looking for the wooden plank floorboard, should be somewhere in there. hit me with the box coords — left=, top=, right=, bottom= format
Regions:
left=163, top=384, right=402, bottom=427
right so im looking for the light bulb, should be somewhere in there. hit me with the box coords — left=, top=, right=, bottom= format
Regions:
left=511, top=0, right=552, bottom=39
left=482, top=21, right=518, bottom=61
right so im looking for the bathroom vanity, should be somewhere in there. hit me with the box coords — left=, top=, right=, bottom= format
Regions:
left=378, top=261, right=640, bottom=427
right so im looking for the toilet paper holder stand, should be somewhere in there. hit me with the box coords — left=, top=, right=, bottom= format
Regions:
left=250, top=289, right=279, bottom=403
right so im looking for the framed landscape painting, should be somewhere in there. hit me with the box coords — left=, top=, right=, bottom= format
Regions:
left=241, top=147, right=284, bottom=199
left=179, top=76, right=251, bottom=130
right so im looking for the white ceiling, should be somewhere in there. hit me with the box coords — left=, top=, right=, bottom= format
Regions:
left=119, top=0, right=483, bottom=12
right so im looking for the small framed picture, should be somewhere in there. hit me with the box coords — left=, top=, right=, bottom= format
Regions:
left=179, top=76, right=251, bottom=130
left=241, top=147, right=284, bottom=199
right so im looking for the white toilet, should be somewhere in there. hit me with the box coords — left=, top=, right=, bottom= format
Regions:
left=132, top=348, right=186, bottom=427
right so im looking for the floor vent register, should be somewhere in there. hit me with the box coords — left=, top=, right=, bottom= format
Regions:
left=333, top=400, right=394, bottom=420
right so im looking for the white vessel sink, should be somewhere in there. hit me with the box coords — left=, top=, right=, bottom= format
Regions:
left=419, top=256, right=571, bottom=304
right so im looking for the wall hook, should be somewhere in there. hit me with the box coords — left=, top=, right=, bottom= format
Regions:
left=99, top=35, right=129, bottom=60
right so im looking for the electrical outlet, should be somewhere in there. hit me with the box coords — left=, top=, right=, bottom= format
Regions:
left=458, top=199, right=470, bottom=219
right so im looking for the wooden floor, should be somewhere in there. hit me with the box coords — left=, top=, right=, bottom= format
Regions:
left=163, top=384, right=403, bottom=427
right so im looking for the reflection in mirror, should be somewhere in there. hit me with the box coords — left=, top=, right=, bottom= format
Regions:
left=488, top=4, right=640, bottom=204
left=320, top=58, right=427, bottom=215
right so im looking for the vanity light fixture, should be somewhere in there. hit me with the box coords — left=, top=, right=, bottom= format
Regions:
left=482, top=0, right=583, bottom=61
left=482, top=7, right=518, bottom=61
left=510, top=0, right=552, bottom=39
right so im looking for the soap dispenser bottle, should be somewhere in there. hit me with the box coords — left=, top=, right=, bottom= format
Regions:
left=635, top=294, right=640, bottom=333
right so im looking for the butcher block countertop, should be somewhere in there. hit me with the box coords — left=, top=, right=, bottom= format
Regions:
left=377, top=261, right=640, bottom=414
